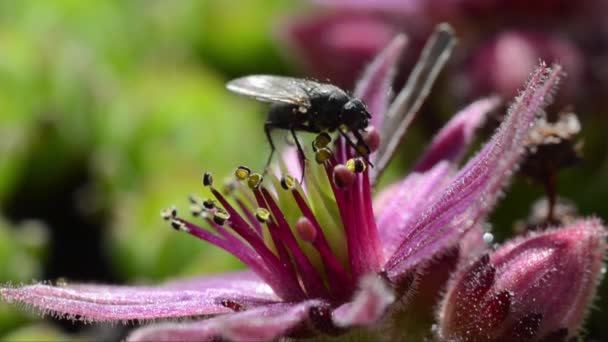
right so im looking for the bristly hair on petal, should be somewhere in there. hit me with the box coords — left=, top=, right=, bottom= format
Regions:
left=384, top=62, right=563, bottom=280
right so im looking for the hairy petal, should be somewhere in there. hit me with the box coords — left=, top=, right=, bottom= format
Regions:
left=0, top=271, right=279, bottom=322
left=385, top=63, right=562, bottom=279
left=414, top=96, right=500, bottom=172
left=354, top=33, right=407, bottom=128
left=375, top=161, right=454, bottom=257
left=332, top=274, right=395, bottom=327
left=128, top=300, right=323, bottom=342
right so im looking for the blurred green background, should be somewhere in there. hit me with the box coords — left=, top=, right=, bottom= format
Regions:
left=0, top=0, right=606, bottom=341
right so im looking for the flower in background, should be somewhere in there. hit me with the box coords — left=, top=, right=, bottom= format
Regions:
left=2, top=25, right=602, bottom=341
left=281, top=0, right=608, bottom=103
left=439, top=219, right=607, bottom=341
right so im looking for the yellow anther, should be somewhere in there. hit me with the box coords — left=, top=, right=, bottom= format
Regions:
left=280, top=174, right=296, bottom=190
left=315, top=147, right=332, bottom=164
left=247, top=173, right=264, bottom=189
left=313, top=132, right=332, bottom=150
left=234, top=166, right=251, bottom=181
left=346, top=158, right=366, bottom=173
left=213, top=210, right=230, bottom=226
left=255, top=208, right=271, bottom=223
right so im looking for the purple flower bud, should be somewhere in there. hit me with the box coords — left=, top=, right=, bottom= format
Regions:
left=438, top=219, right=607, bottom=341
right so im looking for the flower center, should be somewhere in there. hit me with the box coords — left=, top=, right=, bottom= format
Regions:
left=162, top=131, right=384, bottom=303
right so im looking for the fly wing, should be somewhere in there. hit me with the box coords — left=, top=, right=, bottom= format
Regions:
left=226, top=75, right=313, bottom=108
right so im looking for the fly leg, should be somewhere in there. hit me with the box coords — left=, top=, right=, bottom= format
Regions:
left=339, top=129, right=374, bottom=167
left=352, top=129, right=374, bottom=167
left=264, top=122, right=276, bottom=173
left=290, top=127, right=307, bottom=183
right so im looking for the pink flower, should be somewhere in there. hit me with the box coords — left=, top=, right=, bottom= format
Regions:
left=438, top=219, right=607, bottom=341
left=1, top=26, right=567, bottom=341
left=281, top=0, right=605, bottom=101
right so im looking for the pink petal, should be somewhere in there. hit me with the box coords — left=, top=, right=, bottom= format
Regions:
left=375, top=161, right=454, bottom=257
left=413, top=96, right=501, bottom=172
left=332, top=274, right=395, bottom=327
left=128, top=300, right=323, bottom=342
left=384, top=63, right=562, bottom=279
left=354, top=33, right=408, bottom=129
left=373, top=24, right=456, bottom=183
left=0, top=271, right=279, bottom=322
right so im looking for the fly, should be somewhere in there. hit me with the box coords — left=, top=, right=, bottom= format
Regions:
left=226, top=75, right=373, bottom=179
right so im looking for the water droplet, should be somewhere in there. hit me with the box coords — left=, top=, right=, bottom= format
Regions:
left=483, top=232, right=494, bottom=245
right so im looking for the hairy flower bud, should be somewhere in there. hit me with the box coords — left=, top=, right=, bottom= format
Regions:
left=438, top=219, right=607, bottom=341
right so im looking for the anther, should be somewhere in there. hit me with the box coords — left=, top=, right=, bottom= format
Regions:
left=202, top=199, right=216, bottom=209
left=190, top=204, right=203, bottom=216
left=247, top=173, right=263, bottom=190
left=223, top=180, right=237, bottom=195
left=213, top=210, right=230, bottom=226
left=346, top=158, right=366, bottom=173
left=315, top=147, right=332, bottom=164
left=280, top=174, right=296, bottom=190
left=333, top=164, right=356, bottom=188
left=313, top=132, right=332, bottom=150
left=234, top=166, right=251, bottom=181
left=170, top=219, right=187, bottom=231
left=295, top=217, right=317, bottom=243
left=161, top=206, right=178, bottom=220
left=255, top=208, right=271, bottom=223
left=202, top=172, right=213, bottom=187
left=188, top=194, right=201, bottom=205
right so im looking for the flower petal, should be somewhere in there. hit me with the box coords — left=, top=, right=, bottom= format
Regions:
left=373, top=24, right=456, bottom=183
left=354, top=33, right=407, bottom=129
left=332, top=274, right=395, bottom=327
left=128, top=300, right=323, bottom=342
left=375, top=161, right=454, bottom=257
left=0, top=271, right=279, bottom=322
left=413, top=96, right=500, bottom=172
left=384, top=63, right=562, bottom=279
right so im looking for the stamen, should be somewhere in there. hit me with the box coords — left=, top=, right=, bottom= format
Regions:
left=235, top=166, right=251, bottom=181
left=346, top=158, right=366, bottom=173
left=295, top=216, right=317, bottom=243
left=315, top=148, right=332, bottom=164
left=202, top=172, right=213, bottom=187
left=170, top=219, right=188, bottom=232
left=188, top=194, right=201, bottom=205
left=247, top=173, right=264, bottom=190
left=213, top=209, right=230, bottom=226
left=160, top=206, right=177, bottom=221
left=280, top=174, right=296, bottom=190
left=291, top=189, right=353, bottom=301
left=363, top=126, right=381, bottom=153
left=202, top=199, right=216, bottom=209
left=190, top=204, right=203, bottom=217
left=333, top=164, right=356, bottom=188
left=259, top=187, right=330, bottom=299
left=255, top=208, right=271, bottom=223
left=313, top=132, right=332, bottom=150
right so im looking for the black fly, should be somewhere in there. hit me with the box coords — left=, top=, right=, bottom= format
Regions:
left=226, top=75, right=372, bottom=179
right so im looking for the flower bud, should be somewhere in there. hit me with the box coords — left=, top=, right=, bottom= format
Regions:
left=438, top=219, right=607, bottom=341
